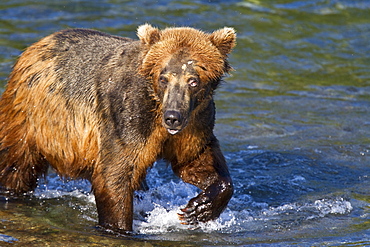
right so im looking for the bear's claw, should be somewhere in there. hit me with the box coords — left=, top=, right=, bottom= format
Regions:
left=177, top=192, right=219, bottom=225
left=178, top=179, right=233, bottom=226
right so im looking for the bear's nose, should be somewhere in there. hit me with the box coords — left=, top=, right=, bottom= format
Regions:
left=164, top=110, right=182, bottom=129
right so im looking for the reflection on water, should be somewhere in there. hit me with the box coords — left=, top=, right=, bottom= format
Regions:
left=0, top=0, right=369, bottom=246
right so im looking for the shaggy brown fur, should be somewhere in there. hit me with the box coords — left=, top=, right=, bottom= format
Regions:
left=0, top=24, right=236, bottom=232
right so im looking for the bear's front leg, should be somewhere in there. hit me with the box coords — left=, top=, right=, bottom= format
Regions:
left=173, top=140, right=233, bottom=225
left=91, top=169, right=134, bottom=233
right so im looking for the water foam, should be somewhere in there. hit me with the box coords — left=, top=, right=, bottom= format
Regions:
left=33, top=162, right=353, bottom=235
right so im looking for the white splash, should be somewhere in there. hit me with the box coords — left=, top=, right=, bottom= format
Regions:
left=33, top=164, right=353, bottom=235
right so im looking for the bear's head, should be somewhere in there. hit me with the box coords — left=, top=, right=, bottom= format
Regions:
left=137, top=24, right=236, bottom=135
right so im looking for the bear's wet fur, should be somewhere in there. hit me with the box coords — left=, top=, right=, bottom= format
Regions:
left=0, top=24, right=236, bottom=232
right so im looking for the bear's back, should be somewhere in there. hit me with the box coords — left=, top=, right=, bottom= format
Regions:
left=47, top=29, right=140, bottom=99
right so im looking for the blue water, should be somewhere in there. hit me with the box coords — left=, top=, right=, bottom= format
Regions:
left=0, top=0, right=369, bottom=246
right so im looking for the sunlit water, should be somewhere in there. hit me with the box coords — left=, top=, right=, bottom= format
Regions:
left=0, top=0, right=369, bottom=246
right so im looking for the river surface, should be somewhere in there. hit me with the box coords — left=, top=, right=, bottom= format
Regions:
left=0, top=0, right=369, bottom=246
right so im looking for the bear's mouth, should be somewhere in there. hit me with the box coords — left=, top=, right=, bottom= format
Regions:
left=167, top=129, right=180, bottom=135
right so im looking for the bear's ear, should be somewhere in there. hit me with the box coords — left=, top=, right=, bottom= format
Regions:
left=137, top=24, right=161, bottom=45
left=209, top=27, right=236, bottom=57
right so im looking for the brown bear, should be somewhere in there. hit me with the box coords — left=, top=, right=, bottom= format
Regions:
left=0, top=24, right=236, bottom=232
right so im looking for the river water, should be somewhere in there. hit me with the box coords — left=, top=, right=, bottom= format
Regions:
left=0, top=0, right=369, bottom=246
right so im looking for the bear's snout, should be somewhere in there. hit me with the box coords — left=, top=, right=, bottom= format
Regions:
left=164, top=110, right=183, bottom=135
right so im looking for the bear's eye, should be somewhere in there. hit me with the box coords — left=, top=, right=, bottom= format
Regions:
left=159, top=75, right=168, bottom=85
left=188, top=78, right=198, bottom=87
